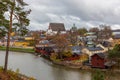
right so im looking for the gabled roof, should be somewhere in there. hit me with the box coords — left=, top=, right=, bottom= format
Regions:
left=87, top=47, right=104, bottom=51
left=91, top=53, right=105, bottom=59
left=101, top=41, right=111, bottom=47
left=49, top=23, right=65, bottom=31
left=96, top=53, right=105, bottom=58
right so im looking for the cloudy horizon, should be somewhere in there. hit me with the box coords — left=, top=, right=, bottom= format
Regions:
left=25, top=0, right=120, bottom=31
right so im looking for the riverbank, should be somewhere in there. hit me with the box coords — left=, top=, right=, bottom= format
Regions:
left=0, top=67, right=35, bottom=80
left=0, top=46, right=35, bottom=53
left=0, top=51, right=119, bottom=80
left=52, top=60, right=120, bottom=73
left=52, top=60, right=91, bottom=69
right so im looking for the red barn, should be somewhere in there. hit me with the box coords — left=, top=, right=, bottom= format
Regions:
left=91, top=53, right=106, bottom=69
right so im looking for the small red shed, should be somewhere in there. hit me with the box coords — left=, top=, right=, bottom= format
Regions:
left=91, top=53, right=106, bottom=69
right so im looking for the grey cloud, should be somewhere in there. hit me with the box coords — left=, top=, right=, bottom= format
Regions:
left=24, top=0, right=120, bottom=30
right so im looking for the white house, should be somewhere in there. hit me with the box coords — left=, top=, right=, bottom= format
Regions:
left=46, top=23, right=66, bottom=35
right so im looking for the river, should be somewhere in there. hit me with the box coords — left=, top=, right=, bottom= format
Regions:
left=0, top=51, right=119, bottom=80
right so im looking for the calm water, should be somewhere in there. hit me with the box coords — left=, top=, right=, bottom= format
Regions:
left=0, top=51, right=119, bottom=80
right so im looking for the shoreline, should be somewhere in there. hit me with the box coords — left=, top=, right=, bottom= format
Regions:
left=1, top=46, right=120, bottom=73
left=0, top=46, right=35, bottom=53
left=52, top=60, right=91, bottom=70
left=51, top=59, right=120, bottom=73
left=34, top=54, right=120, bottom=73
left=0, top=66, right=35, bottom=80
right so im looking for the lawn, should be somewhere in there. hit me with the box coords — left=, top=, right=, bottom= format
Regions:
left=0, top=46, right=35, bottom=53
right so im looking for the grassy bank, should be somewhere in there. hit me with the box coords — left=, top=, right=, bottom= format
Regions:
left=0, top=46, right=35, bottom=53
left=0, top=66, right=35, bottom=80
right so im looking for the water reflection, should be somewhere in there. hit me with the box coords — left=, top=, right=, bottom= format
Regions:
left=0, top=51, right=119, bottom=80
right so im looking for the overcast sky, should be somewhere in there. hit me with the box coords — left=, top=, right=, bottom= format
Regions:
left=24, top=0, right=120, bottom=30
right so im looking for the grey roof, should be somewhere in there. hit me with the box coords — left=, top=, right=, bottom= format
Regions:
left=40, top=40, right=49, bottom=44
left=71, top=46, right=82, bottom=54
left=113, top=34, right=120, bottom=39
left=92, top=53, right=105, bottom=59
left=112, top=29, right=120, bottom=32
left=71, top=46, right=82, bottom=50
left=104, top=61, right=116, bottom=67
left=87, top=47, right=104, bottom=51
left=97, top=53, right=105, bottom=58
left=101, top=41, right=111, bottom=47
left=49, top=23, right=65, bottom=31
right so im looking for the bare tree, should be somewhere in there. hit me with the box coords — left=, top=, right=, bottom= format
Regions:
left=52, top=34, right=70, bottom=59
left=98, top=25, right=112, bottom=40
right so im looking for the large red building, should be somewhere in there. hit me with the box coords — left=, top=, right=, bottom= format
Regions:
left=91, top=53, right=106, bottom=69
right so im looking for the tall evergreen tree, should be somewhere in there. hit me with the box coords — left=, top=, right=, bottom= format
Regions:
left=0, top=0, right=31, bottom=71
left=108, top=44, right=120, bottom=69
left=0, top=1, right=9, bottom=38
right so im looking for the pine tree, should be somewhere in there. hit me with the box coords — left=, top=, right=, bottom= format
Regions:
left=0, top=0, right=31, bottom=71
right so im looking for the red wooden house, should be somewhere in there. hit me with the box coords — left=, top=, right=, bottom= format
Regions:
left=91, top=53, right=106, bottom=68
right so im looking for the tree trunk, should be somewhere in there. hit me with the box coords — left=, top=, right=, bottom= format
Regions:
left=58, top=52, right=63, bottom=59
left=4, top=3, right=14, bottom=71
left=58, top=49, right=63, bottom=59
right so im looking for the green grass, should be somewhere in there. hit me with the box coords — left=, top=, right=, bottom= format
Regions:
left=0, top=46, right=35, bottom=53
